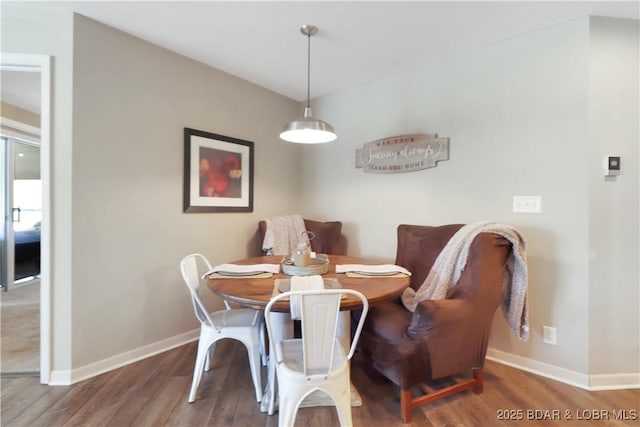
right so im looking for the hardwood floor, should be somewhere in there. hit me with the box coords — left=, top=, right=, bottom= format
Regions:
left=0, top=283, right=39, bottom=373
left=1, top=340, right=638, bottom=426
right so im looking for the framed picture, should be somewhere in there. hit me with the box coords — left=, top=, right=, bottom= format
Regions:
left=183, top=128, right=254, bottom=213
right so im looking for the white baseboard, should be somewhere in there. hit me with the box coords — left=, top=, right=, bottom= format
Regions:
left=589, top=372, right=640, bottom=390
left=48, top=329, right=199, bottom=386
left=487, top=348, right=640, bottom=391
left=49, top=370, right=72, bottom=386
left=49, top=338, right=640, bottom=390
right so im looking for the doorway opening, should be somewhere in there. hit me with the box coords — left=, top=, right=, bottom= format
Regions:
left=1, top=54, right=51, bottom=383
left=1, top=106, right=42, bottom=376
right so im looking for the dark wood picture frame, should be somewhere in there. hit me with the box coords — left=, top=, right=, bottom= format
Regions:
left=183, top=128, right=254, bottom=213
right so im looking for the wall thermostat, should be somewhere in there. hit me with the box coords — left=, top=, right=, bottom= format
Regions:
left=603, top=156, right=621, bottom=177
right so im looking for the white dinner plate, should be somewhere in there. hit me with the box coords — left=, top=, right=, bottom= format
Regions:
left=352, top=270, right=401, bottom=276
left=216, top=270, right=265, bottom=277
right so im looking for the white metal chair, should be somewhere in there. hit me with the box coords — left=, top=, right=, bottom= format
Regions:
left=264, top=289, right=369, bottom=427
left=180, top=253, right=264, bottom=403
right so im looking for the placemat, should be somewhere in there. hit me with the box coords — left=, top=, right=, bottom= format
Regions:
left=207, top=272, right=273, bottom=279
left=273, top=279, right=286, bottom=298
left=272, top=279, right=343, bottom=298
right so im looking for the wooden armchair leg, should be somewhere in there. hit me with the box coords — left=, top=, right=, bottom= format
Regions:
left=400, top=388, right=413, bottom=423
left=473, top=367, right=483, bottom=394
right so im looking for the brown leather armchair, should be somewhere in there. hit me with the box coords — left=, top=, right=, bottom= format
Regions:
left=257, top=218, right=344, bottom=255
left=357, top=224, right=512, bottom=422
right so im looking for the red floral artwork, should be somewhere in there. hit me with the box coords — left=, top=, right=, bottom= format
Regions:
left=199, top=147, right=242, bottom=198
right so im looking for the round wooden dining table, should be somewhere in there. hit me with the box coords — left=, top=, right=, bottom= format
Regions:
left=206, top=254, right=410, bottom=311
left=206, top=254, right=410, bottom=414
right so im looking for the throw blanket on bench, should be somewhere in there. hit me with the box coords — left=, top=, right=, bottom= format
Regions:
left=262, top=215, right=309, bottom=256
left=401, top=221, right=530, bottom=341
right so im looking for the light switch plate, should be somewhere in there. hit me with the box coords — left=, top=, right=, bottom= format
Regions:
left=543, top=326, right=557, bottom=345
left=513, top=196, right=542, bottom=213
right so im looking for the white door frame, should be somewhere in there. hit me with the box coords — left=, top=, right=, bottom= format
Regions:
left=1, top=53, right=52, bottom=384
left=1, top=136, right=16, bottom=290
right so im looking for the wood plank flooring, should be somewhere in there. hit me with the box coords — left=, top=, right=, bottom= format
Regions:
left=1, top=340, right=638, bottom=426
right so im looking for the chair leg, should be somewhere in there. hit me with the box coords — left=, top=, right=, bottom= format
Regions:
left=473, top=367, right=483, bottom=393
left=400, top=388, right=413, bottom=423
left=188, top=335, right=211, bottom=403
left=247, top=342, right=263, bottom=402
left=334, top=391, right=354, bottom=427
left=204, top=342, right=216, bottom=372
left=267, top=350, right=277, bottom=415
left=278, top=394, right=301, bottom=427
left=260, top=323, right=268, bottom=366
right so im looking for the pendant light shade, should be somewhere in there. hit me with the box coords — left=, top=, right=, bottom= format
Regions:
left=280, top=106, right=336, bottom=144
left=280, top=25, right=337, bottom=144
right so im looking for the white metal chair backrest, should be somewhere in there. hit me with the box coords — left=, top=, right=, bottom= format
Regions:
left=179, top=253, right=216, bottom=328
left=265, top=289, right=369, bottom=378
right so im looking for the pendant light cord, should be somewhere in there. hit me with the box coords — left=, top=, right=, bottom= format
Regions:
left=306, top=31, right=311, bottom=108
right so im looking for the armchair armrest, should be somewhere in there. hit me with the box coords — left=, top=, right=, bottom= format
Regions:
left=407, top=299, right=473, bottom=336
left=407, top=299, right=490, bottom=379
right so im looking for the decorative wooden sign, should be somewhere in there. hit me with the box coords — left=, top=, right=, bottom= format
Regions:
left=355, top=133, right=449, bottom=174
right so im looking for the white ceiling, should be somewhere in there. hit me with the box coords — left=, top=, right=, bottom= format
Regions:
left=1, top=70, right=41, bottom=113
left=2, top=1, right=639, bottom=112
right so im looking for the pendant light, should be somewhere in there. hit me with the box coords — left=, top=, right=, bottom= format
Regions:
left=280, top=25, right=337, bottom=144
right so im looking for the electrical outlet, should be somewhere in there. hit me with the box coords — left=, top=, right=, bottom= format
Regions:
left=513, top=196, right=542, bottom=213
left=543, top=326, right=557, bottom=345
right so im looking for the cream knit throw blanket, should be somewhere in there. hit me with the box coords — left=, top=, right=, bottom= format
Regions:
left=401, top=222, right=530, bottom=341
left=262, top=215, right=310, bottom=256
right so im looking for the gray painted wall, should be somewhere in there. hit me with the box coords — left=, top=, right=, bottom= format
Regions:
left=71, top=15, right=301, bottom=366
left=302, top=16, right=639, bottom=378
